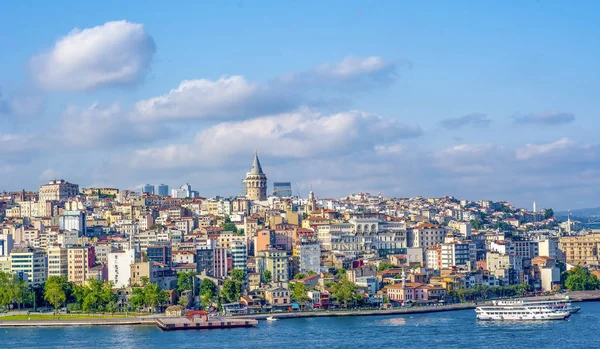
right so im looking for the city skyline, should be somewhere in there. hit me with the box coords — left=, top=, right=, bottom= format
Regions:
left=1, top=1, right=600, bottom=210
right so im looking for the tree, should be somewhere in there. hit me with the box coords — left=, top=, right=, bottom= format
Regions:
left=144, top=283, right=168, bottom=309
left=544, top=208, right=554, bottom=219
left=470, top=219, right=484, bottom=230
left=106, top=301, right=119, bottom=314
left=199, top=279, right=218, bottom=300
left=220, top=222, right=238, bottom=233
left=291, top=282, right=309, bottom=309
left=332, top=278, right=356, bottom=308
left=565, top=265, right=599, bottom=291
left=129, top=287, right=145, bottom=311
left=294, top=273, right=306, bottom=280
left=44, top=276, right=67, bottom=310
left=231, top=269, right=246, bottom=283
left=262, top=270, right=272, bottom=283
left=307, top=270, right=316, bottom=276
left=221, top=280, right=242, bottom=303
left=176, top=271, right=196, bottom=293
left=140, top=276, right=150, bottom=287
left=377, top=263, right=396, bottom=272
left=0, top=271, right=23, bottom=310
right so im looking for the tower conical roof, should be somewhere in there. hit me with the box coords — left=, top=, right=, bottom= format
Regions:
left=249, top=151, right=264, bottom=175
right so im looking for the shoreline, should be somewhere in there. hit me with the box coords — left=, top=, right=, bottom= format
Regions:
left=1, top=291, right=599, bottom=327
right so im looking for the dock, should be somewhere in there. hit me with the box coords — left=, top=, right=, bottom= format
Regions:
left=156, top=311, right=258, bottom=331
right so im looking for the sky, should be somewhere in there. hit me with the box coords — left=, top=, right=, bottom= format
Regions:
left=1, top=0, right=599, bottom=210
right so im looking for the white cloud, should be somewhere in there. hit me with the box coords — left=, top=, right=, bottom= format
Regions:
left=30, top=20, right=156, bottom=91
left=128, top=109, right=422, bottom=168
left=133, top=56, right=397, bottom=121
left=314, top=56, right=396, bottom=80
left=515, top=137, right=576, bottom=160
left=133, top=76, right=292, bottom=121
left=59, top=103, right=166, bottom=147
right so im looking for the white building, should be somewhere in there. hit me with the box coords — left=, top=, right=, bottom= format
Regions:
left=441, top=241, right=476, bottom=269
left=59, top=211, right=86, bottom=234
left=316, top=219, right=407, bottom=252
left=108, top=249, right=136, bottom=288
left=297, top=241, right=321, bottom=273
left=47, top=246, right=68, bottom=277
left=538, top=237, right=560, bottom=260
left=39, top=179, right=79, bottom=202
left=231, top=240, right=247, bottom=273
left=0, top=233, right=14, bottom=256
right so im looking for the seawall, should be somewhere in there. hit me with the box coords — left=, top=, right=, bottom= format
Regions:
left=0, top=318, right=156, bottom=327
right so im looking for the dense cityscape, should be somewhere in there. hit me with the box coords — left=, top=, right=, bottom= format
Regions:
left=1, top=152, right=598, bottom=317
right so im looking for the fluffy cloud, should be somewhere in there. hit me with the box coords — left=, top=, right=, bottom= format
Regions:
left=514, top=137, right=576, bottom=160
left=133, top=56, right=397, bottom=121
left=128, top=109, right=422, bottom=168
left=58, top=103, right=166, bottom=147
left=30, top=20, right=156, bottom=91
left=282, top=56, right=399, bottom=88
left=440, top=113, right=490, bottom=129
left=513, top=112, right=575, bottom=125
left=133, top=76, right=294, bottom=121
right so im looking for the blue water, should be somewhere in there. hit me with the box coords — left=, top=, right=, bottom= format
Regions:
left=3, top=302, right=600, bottom=349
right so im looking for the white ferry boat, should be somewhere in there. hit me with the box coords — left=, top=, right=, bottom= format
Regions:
left=475, top=305, right=571, bottom=321
left=495, top=297, right=580, bottom=314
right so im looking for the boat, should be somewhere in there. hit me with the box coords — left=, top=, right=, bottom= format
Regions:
left=266, top=316, right=278, bottom=321
left=495, top=297, right=581, bottom=314
left=475, top=305, right=571, bottom=321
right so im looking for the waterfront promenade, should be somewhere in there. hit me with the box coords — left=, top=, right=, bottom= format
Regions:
left=1, top=290, right=598, bottom=327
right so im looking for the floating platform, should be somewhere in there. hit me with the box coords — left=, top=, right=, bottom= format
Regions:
left=156, top=311, right=258, bottom=331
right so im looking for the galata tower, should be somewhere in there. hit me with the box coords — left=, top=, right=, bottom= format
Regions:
left=245, top=150, right=267, bottom=201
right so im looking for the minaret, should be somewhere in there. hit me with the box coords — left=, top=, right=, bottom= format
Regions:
left=567, top=209, right=572, bottom=233
left=533, top=201, right=536, bottom=213
left=401, top=267, right=406, bottom=288
left=307, top=189, right=316, bottom=213
left=245, top=150, right=267, bottom=201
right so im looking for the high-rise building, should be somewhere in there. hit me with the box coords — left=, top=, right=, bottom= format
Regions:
left=273, top=182, right=292, bottom=197
left=213, top=247, right=228, bottom=279
left=257, top=249, right=289, bottom=283
left=47, top=246, right=68, bottom=278
left=142, top=184, right=155, bottom=195
left=231, top=240, right=247, bottom=274
left=441, top=241, right=476, bottom=269
left=157, top=184, right=169, bottom=196
left=147, top=243, right=172, bottom=267
left=245, top=151, right=267, bottom=201
left=39, top=179, right=79, bottom=202
left=68, top=246, right=95, bottom=285
left=108, top=249, right=136, bottom=288
left=196, top=246, right=215, bottom=275
left=10, top=247, right=47, bottom=286
left=171, top=184, right=192, bottom=198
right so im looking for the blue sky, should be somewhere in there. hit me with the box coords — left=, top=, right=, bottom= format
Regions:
left=1, top=1, right=599, bottom=210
